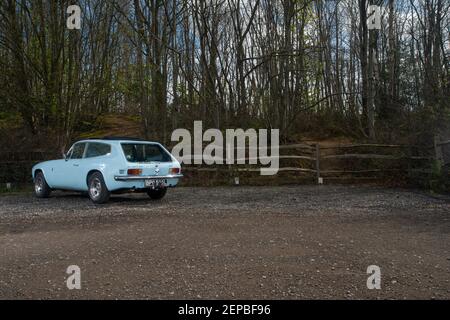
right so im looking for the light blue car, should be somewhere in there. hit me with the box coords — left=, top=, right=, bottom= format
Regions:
left=32, top=137, right=183, bottom=204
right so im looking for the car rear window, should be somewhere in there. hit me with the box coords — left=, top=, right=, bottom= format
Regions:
left=121, top=143, right=172, bottom=163
left=85, top=142, right=111, bottom=158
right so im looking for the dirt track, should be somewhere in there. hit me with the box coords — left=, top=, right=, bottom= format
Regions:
left=0, top=185, right=449, bottom=299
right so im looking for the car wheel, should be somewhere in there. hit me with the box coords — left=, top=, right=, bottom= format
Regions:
left=34, top=171, right=51, bottom=198
left=88, top=172, right=110, bottom=204
left=147, top=188, right=167, bottom=200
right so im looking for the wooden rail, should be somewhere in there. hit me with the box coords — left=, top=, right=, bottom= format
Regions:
left=436, top=140, right=450, bottom=146
left=319, top=143, right=421, bottom=149
left=321, top=154, right=431, bottom=160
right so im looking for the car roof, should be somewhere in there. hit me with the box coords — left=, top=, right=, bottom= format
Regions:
left=76, top=137, right=159, bottom=144
left=97, top=136, right=146, bottom=141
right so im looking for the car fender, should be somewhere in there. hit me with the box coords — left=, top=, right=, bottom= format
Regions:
left=85, top=165, right=108, bottom=189
left=32, top=161, right=57, bottom=188
left=84, top=156, right=123, bottom=191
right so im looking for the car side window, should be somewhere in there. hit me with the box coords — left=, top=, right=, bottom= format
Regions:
left=70, top=143, right=86, bottom=159
left=85, top=143, right=111, bottom=158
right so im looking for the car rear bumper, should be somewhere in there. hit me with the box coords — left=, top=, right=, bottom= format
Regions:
left=114, top=174, right=183, bottom=181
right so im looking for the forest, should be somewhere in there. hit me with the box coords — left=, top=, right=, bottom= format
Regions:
left=0, top=0, right=448, bottom=153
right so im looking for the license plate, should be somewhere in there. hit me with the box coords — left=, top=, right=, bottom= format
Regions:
left=145, top=179, right=166, bottom=188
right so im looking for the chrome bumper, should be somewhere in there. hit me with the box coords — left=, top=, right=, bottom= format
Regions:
left=114, top=174, right=183, bottom=181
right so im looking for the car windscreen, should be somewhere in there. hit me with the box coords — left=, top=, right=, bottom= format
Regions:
left=121, top=143, right=172, bottom=163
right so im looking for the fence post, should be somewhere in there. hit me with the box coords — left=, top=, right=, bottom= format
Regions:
left=315, top=144, right=322, bottom=184
left=406, top=144, right=412, bottom=181
left=434, top=135, right=443, bottom=169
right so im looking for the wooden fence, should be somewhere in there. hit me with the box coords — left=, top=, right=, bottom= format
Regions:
left=434, top=135, right=450, bottom=167
left=0, top=151, right=56, bottom=185
left=179, top=142, right=434, bottom=184
left=0, top=141, right=441, bottom=187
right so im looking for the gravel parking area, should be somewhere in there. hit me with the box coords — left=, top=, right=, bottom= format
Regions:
left=0, top=185, right=449, bottom=299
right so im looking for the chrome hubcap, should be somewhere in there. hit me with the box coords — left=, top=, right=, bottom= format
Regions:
left=89, top=178, right=102, bottom=199
left=35, top=177, right=43, bottom=193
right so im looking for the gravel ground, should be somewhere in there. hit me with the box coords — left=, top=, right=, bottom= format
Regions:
left=0, top=185, right=449, bottom=299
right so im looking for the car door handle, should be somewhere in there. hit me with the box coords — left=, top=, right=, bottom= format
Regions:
left=73, top=164, right=79, bottom=167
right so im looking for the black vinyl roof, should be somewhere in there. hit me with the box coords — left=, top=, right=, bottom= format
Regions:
left=88, top=136, right=146, bottom=141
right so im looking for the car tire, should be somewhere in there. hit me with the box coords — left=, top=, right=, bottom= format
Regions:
left=147, top=188, right=167, bottom=200
left=88, top=172, right=110, bottom=204
left=34, top=171, right=51, bottom=198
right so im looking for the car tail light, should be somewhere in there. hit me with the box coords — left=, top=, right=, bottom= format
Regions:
left=169, top=167, right=180, bottom=175
left=127, top=168, right=142, bottom=175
